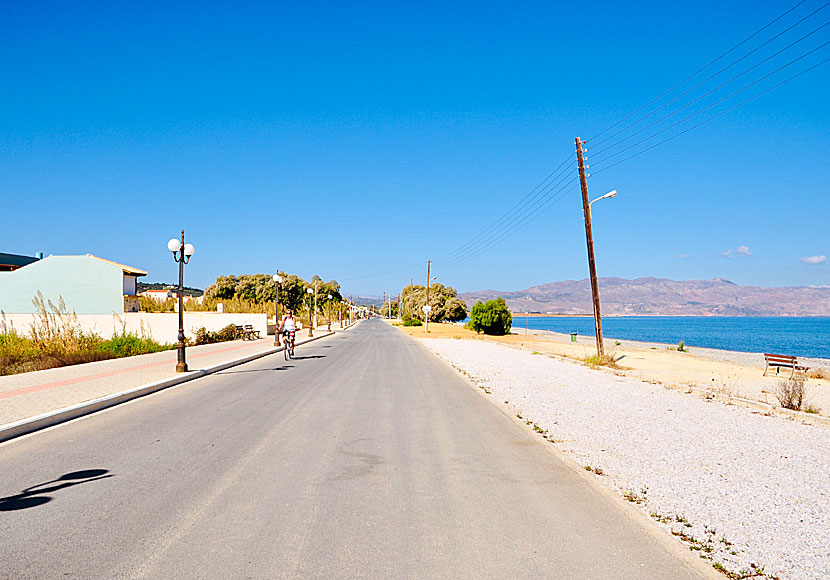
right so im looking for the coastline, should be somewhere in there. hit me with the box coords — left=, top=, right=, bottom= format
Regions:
left=402, top=321, right=830, bottom=420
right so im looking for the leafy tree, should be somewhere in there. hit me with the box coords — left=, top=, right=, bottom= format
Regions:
left=467, top=298, right=512, bottom=335
left=443, top=297, right=468, bottom=322
left=399, top=282, right=467, bottom=323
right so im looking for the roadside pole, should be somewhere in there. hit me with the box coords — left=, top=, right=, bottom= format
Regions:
left=425, top=260, right=431, bottom=334
left=576, top=137, right=605, bottom=358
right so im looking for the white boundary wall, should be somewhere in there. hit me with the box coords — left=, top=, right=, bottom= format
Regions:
left=0, top=312, right=269, bottom=343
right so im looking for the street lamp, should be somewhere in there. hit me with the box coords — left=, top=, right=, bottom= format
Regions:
left=306, top=287, right=314, bottom=337
left=588, top=190, right=617, bottom=220
left=167, top=231, right=195, bottom=372
left=327, top=294, right=332, bottom=331
left=273, top=273, right=283, bottom=346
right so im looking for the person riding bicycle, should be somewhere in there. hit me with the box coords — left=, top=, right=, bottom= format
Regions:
left=278, top=309, right=297, bottom=352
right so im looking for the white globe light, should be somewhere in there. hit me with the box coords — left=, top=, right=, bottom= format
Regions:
left=273, top=274, right=283, bottom=283
left=184, top=244, right=195, bottom=257
left=168, top=238, right=182, bottom=253
left=307, top=288, right=313, bottom=294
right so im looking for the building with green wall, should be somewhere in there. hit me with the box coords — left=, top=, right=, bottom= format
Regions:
left=0, top=254, right=147, bottom=315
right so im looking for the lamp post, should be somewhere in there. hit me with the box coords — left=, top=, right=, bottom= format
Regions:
left=583, top=187, right=618, bottom=358
left=307, top=287, right=314, bottom=337
left=327, top=294, right=332, bottom=331
left=313, top=281, right=319, bottom=330
left=167, top=231, right=194, bottom=372
left=273, top=273, right=283, bottom=346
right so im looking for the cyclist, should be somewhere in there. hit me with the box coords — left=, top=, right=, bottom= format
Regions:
left=278, top=308, right=297, bottom=353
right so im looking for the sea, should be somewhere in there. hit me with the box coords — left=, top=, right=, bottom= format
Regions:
left=510, top=316, right=830, bottom=360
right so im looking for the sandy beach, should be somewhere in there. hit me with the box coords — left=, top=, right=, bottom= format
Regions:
left=397, top=321, right=830, bottom=422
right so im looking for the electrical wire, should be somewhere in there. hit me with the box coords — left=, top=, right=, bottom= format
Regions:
left=591, top=41, right=830, bottom=168
left=586, top=0, right=812, bottom=143
left=588, top=3, right=828, bottom=150
left=436, top=153, right=574, bottom=263
left=436, top=177, right=580, bottom=271
left=592, top=56, right=830, bottom=175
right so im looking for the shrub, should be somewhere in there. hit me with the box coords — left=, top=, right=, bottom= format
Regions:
left=192, top=324, right=239, bottom=345
left=466, top=298, right=512, bottom=336
left=403, top=318, right=422, bottom=327
left=775, top=378, right=805, bottom=410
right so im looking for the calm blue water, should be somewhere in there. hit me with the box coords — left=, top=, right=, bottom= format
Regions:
left=510, top=316, right=830, bottom=360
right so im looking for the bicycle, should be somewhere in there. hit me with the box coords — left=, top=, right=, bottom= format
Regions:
left=280, top=329, right=295, bottom=360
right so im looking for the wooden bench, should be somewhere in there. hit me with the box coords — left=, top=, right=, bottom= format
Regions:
left=763, top=353, right=810, bottom=379
left=234, top=325, right=260, bottom=340
left=244, top=324, right=261, bottom=339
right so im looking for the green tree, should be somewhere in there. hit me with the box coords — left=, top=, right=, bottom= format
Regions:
left=467, top=298, right=512, bottom=335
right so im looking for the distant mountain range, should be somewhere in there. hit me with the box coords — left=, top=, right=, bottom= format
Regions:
left=459, top=277, right=830, bottom=316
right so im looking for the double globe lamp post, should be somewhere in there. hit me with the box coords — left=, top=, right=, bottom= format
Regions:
left=273, top=273, right=283, bottom=346
left=306, top=287, right=314, bottom=337
left=167, top=231, right=195, bottom=373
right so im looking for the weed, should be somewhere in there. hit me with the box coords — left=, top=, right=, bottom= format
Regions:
left=650, top=512, right=672, bottom=524
left=676, top=341, right=687, bottom=352
left=804, top=403, right=822, bottom=414
left=623, top=487, right=647, bottom=504
left=581, top=353, right=620, bottom=369
left=775, top=378, right=805, bottom=411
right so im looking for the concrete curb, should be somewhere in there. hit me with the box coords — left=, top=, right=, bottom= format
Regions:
left=0, top=331, right=335, bottom=444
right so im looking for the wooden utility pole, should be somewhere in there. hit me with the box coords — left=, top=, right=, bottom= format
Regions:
left=425, top=260, right=431, bottom=334
left=576, top=137, right=605, bottom=358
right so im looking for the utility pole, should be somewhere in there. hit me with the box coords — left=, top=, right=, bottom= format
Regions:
left=425, top=260, right=431, bottom=334
left=576, top=137, right=605, bottom=358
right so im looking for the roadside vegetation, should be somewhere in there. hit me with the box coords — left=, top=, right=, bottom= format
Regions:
left=140, top=272, right=345, bottom=327
left=466, top=298, right=512, bottom=336
left=398, top=283, right=468, bottom=325
left=0, top=294, right=171, bottom=376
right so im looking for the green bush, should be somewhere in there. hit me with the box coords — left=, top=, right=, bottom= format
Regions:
left=466, top=298, right=512, bottom=336
left=403, top=318, right=423, bottom=327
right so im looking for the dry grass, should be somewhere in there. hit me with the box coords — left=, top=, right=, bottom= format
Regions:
left=775, top=378, right=805, bottom=411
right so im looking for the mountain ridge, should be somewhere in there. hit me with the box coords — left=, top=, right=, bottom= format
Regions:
left=459, top=277, right=830, bottom=316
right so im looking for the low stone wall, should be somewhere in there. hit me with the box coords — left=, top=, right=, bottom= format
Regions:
left=0, top=312, right=269, bottom=343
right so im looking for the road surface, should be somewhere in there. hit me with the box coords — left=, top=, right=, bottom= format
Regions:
left=0, top=319, right=713, bottom=579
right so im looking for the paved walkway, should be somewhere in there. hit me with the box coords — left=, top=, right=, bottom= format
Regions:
left=0, top=323, right=354, bottom=441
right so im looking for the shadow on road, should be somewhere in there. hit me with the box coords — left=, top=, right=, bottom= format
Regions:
left=290, top=355, right=326, bottom=360
left=0, top=469, right=113, bottom=512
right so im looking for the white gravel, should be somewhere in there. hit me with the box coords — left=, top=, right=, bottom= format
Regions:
left=424, top=339, right=830, bottom=580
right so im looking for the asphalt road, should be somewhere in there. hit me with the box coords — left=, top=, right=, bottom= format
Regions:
left=0, top=319, right=713, bottom=579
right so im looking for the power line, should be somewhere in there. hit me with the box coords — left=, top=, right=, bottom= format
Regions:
left=586, top=0, right=812, bottom=143
left=436, top=154, right=574, bottom=263
left=436, top=178, right=580, bottom=271
left=589, top=7, right=829, bottom=154
left=591, top=41, right=829, bottom=168
left=435, top=173, right=578, bottom=269
left=592, top=56, right=830, bottom=175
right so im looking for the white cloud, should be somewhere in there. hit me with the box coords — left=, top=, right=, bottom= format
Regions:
left=674, top=254, right=689, bottom=259
left=799, top=255, right=827, bottom=265
left=722, top=245, right=751, bottom=258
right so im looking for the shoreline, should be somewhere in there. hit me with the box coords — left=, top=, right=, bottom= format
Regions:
left=409, top=321, right=830, bottom=421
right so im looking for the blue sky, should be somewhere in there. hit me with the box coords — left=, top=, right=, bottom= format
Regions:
left=2, top=1, right=828, bottom=297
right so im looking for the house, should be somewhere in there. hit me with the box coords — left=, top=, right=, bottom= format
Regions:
left=140, top=289, right=176, bottom=301
left=0, top=252, right=41, bottom=272
left=0, top=254, right=147, bottom=314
